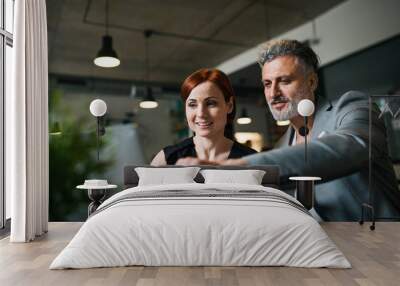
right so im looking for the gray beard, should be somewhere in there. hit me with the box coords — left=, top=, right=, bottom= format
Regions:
left=268, top=99, right=299, bottom=121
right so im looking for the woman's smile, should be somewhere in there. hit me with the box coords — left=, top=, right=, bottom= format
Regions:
left=195, top=121, right=213, bottom=128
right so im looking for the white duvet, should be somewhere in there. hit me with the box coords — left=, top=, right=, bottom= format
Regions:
left=50, top=183, right=351, bottom=269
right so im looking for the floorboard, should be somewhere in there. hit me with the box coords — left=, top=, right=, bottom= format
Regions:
left=0, top=222, right=399, bottom=286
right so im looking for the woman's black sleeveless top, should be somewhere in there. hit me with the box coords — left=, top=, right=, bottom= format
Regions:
left=163, top=137, right=257, bottom=165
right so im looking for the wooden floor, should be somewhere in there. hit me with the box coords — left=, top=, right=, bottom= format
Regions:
left=0, top=222, right=399, bottom=286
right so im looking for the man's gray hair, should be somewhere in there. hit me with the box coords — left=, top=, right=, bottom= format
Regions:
left=258, top=39, right=320, bottom=73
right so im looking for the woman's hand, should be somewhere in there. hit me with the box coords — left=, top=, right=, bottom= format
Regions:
left=175, top=157, right=217, bottom=166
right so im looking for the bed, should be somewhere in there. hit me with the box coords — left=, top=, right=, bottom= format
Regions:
left=50, top=165, right=350, bottom=269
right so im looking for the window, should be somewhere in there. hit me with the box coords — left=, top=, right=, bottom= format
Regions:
left=5, top=0, right=13, bottom=33
left=1, top=0, right=14, bottom=230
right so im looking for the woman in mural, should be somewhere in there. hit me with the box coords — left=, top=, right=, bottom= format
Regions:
left=151, top=68, right=257, bottom=166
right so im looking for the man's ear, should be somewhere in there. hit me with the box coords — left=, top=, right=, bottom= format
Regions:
left=309, top=72, right=318, bottom=93
left=227, top=97, right=234, bottom=113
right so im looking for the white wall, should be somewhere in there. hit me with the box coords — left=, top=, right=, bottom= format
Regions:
left=217, top=0, right=400, bottom=74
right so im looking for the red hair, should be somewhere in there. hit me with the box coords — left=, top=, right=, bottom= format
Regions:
left=181, top=68, right=236, bottom=138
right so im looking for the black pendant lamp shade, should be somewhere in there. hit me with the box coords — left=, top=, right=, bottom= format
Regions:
left=94, top=35, right=120, bottom=68
left=139, top=30, right=158, bottom=109
left=140, top=87, right=158, bottom=109
left=237, top=108, right=252, bottom=125
left=94, top=0, right=120, bottom=68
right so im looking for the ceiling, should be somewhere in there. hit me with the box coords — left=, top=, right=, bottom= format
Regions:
left=47, top=0, right=344, bottom=86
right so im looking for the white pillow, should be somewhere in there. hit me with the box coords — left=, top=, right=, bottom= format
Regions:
left=135, top=167, right=201, bottom=186
left=200, top=169, right=266, bottom=185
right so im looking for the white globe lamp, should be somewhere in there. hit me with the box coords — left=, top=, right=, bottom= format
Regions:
left=297, top=99, right=315, bottom=163
left=89, top=99, right=107, bottom=161
left=298, top=99, right=315, bottom=117
left=90, top=99, right=107, bottom=117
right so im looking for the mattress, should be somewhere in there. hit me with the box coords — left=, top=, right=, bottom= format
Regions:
left=50, top=183, right=351, bottom=269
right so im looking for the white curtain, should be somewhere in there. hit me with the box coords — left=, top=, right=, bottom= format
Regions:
left=7, top=0, right=49, bottom=242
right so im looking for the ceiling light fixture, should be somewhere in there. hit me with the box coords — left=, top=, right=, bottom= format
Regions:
left=140, top=30, right=158, bottom=109
left=49, top=121, right=62, bottom=136
left=276, top=120, right=290, bottom=126
left=94, top=0, right=120, bottom=68
left=140, top=87, right=158, bottom=109
left=237, top=108, right=252, bottom=125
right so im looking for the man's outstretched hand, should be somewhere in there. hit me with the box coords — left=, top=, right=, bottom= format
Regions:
left=175, top=157, right=248, bottom=166
left=175, top=157, right=216, bottom=166
left=220, top=158, right=248, bottom=166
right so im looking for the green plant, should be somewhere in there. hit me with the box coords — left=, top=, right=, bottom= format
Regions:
left=49, top=89, right=113, bottom=221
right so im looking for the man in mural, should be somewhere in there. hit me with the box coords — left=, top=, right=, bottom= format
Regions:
left=223, top=39, right=400, bottom=221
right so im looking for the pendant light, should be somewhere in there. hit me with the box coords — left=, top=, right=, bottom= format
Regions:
left=140, top=87, right=158, bottom=109
left=94, top=0, right=120, bottom=68
left=49, top=121, right=62, bottom=136
left=140, top=30, right=158, bottom=109
left=276, top=120, right=290, bottom=126
left=237, top=108, right=251, bottom=125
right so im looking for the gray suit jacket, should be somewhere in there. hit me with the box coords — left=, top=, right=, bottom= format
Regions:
left=244, top=91, right=400, bottom=221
